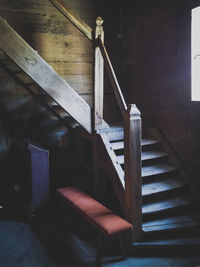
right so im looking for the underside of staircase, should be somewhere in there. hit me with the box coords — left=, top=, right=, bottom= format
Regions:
left=0, top=49, right=79, bottom=145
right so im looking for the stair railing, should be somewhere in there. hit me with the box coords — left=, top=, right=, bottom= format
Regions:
left=48, top=0, right=142, bottom=242
left=96, top=32, right=142, bottom=242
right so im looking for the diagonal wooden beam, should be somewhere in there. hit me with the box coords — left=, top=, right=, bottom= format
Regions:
left=0, top=16, right=92, bottom=133
left=49, top=0, right=93, bottom=40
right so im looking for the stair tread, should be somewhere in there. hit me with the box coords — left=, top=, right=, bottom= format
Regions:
left=108, top=123, right=123, bottom=132
left=116, top=151, right=168, bottom=164
left=133, top=237, right=200, bottom=246
left=116, top=155, right=124, bottom=164
left=41, top=95, right=58, bottom=106
left=111, top=139, right=160, bottom=150
left=142, top=214, right=200, bottom=233
left=142, top=178, right=187, bottom=197
left=48, top=126, right=68, bottom=137
left=142, top=164, right=177, bottom=178
left=142, top=138, right=161, bottom=146
left=107, top=131, right=124, bottom=142
left=142, top=196, right=195, bottom=215
left=142, top=151, right=168, bottom=161
left=111, top=141, right=124, bottom=150
left=0, top=50, right=8, bottom=61
left=53, top=106, right=70, bottom=118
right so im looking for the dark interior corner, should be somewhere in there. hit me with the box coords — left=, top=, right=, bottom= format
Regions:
left=0, top=0, right=200, bottom=266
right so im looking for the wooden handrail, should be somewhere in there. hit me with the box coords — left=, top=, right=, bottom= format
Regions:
left=49, top=0, right=93, bottom=40
left=96, top=37, right=127, bottom=115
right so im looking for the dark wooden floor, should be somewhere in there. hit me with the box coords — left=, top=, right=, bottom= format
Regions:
left=0, top=220, right=54, bottom=267
left=0, top=204, right=200, bottom=267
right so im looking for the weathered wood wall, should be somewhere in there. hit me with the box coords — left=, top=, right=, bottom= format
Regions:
left=0, top=0, right=95, bottom=105
left=0, top=0, right=95, bottom=201
left=123, top=0, right=200, bottom=186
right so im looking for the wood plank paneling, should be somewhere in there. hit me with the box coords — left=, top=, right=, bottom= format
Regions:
left=123, top=0, right=200, bottom=187
left=0, top=16, right=92, bottom=132
left=50, top=62, right=93, bottom=75
left=0, top=0, right=94, bottom=102
left=30, top=33, right=93, bottom=62
left=49, top=0, right=93, bottom=40
left=0, top=0, right=96, bottom=198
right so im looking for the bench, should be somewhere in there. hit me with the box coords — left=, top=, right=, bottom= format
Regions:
left=57, top=186, right=133, bottom=267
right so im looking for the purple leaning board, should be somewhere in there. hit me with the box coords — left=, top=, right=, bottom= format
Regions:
left=28, top=142, right=49, bottom=214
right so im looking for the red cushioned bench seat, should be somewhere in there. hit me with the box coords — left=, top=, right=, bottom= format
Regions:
left=57, top=186, right=133, bottom=236
left=57, top=186, right=133, bottom=267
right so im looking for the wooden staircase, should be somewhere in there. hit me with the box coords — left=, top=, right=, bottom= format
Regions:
left=100, top=123, right=200, bottom=251
left=0, top=0, right=200, bottom=255
left=0, top=16, right=92, bottom=134
left=0, top=51, right=78, bottom=144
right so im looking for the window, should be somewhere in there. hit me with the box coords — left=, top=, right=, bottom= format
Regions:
left=191, top=6, right=200, bottom=101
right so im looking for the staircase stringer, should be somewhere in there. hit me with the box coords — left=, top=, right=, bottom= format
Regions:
left=0, top=59, right=64, bottom=120
left=0, top=16, right=92, bottom=133
left=98, top=132, right=125, bottom=210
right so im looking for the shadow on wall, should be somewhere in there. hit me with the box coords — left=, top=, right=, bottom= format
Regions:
left=0, top=103, right=31, bottom=207
left=0, top=104, right=12, bottom=201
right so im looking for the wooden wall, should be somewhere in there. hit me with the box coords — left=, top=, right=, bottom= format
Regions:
left=123, top=0, right=200, bottom=186
left=0, top=0, right=125, bottom=202
left=0, top=0, right=95, bottom=201
left=0, top=0, right=95, bottom=105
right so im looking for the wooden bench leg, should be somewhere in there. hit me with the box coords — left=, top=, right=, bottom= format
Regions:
left=96, top=232, right=103, bottom=267
left=119, top=233, right=127, bottom=259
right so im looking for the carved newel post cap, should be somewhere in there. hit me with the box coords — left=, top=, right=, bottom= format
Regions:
left=125, top=104, right=141, bottom=117
left=96, top=16, right=104, bottom=26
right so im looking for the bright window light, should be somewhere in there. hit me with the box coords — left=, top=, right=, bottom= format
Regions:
left=191, top=7, right=200, bottom=101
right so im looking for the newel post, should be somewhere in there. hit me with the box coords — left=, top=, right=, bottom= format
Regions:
left=124, top=104, right=142, bottom=243
left=93, top=17, right=104, bottom=132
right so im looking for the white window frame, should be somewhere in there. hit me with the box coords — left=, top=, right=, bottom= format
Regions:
left=191, top=6, right=200, bottom=101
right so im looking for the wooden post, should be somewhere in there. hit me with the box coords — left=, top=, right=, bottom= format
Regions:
left=124, top=104, right=142, bottom=243
left=93, top=17, right=104, bottom=132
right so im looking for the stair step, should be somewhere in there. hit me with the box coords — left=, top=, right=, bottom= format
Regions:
left=109, top=123, right=123, bottom=132
left=116, top=151, right=168, bottom=165
left=142, top=151, right=168, bottom=161
left=42, top=95, right=58, bottom=107
left=48, top=126, right=68, bottom=138
left=142, top=138, right=161, bottom=146
left=0, top=50, right=8, bottom=61
left=116, top=155, right=124, bottom=164
left=142, top=214, right=200, bottom=233
left=142, top=178, right=187, bottom=197
left=142, top=164, right=178, bottom=178
left=132, top=236, right=200, bottom=256
left=142, top=196, right=195, bottom=216
left=133, top=237, right=200, bottom=247
left=53, top=107, right=70, bottom=118
left=107, top=131, right=124, bottom=142
left=111, top=141, right=124, bottom=150
left=111, top=138, right=160, bottom=150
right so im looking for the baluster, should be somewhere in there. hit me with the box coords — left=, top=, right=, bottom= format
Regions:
left=93, top=17, right=104, bottom=132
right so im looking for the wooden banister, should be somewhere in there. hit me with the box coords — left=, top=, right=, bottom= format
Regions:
left=96, top=37, right=127, bottom=115
left=124, top=104, right=142, bottom=242
left=49, top=0, right=93, bottom=40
